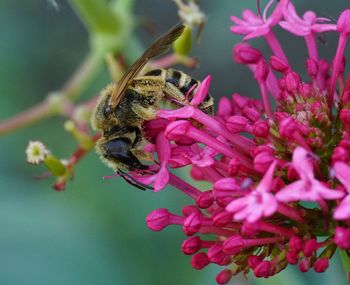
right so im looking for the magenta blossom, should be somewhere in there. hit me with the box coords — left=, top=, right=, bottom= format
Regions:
left=121, top=1, right=350, bottom=284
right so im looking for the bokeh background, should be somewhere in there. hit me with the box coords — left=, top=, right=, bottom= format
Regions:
left=0, top=1, right=349, bottom=284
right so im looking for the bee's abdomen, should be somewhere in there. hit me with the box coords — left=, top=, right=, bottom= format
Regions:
left=144, top=68, right=214, bottom=115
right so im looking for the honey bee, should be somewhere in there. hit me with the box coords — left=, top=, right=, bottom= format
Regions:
left=92, top=23, right=214, bottom=190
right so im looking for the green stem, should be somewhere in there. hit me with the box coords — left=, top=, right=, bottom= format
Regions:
left=62, top=51, right=103, bottom=101
left=68, top=0, right=121, bottom=34
left=0, top=51, right=103, bottom=136
left=339, top=249, right=350, bottom=282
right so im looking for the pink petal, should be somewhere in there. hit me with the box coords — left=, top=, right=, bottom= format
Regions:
left=157, top=105, right=194, bottom=119
left=334, top=195, right=350, bottom=220
left=291, top=147, right=314, bottom=180
left=191, top=75, right=212, bottom=107
left=256, top=160, right=277, bottom=192
left=334, top=162, right=350, bottom=193
left=276, top=180, right=306, bottom=202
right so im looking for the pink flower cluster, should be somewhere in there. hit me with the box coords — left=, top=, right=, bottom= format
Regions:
left=131, top=0, right=350, bottom=283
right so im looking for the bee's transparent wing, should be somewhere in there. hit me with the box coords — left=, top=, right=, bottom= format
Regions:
left=110, top=23, right=185, bottom=107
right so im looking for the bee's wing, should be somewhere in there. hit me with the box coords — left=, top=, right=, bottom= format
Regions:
left=110, top=23, right=185, bottom=108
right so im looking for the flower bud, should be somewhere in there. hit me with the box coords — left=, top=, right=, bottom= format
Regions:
left=285, top=71, right=301, bottom=92
left=196, top=191, right=214, bottom=208
left=146, top=208, right=170, bottom=231
left=270, top=55, right=289, bottom=73
left=183, top=212, right=201, bottom=236
left=306, top=58, right=318, bottom=79
left=44, top=155, right=68, bottom=177
left=248, top=255, right=263, bottom=269
left=313, top=258, right=329, bottom=272
left=191, top=252, right=210, bottom=270
left=182, top=236, right=202, bottom=255
left=216, top=269, right=232, bottom=285
left=254, top=261, right=273, bottom=278
left=208, top=244, right=231, bottom=265
left=226, top=115, right=249, bottom=133
left=233, top=43, right=262, bottom=64
left=173, top=25, right=193, bottom=55
left=340, top=109, right=350, bottom=127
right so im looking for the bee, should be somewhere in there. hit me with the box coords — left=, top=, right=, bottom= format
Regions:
left=92, top=23, right=214, bottom=190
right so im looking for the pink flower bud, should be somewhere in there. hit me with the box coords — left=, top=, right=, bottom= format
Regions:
left=182, top=236, right=202, bottom=255
left=223, top=235, right=244, bottom=255
left=216, top=269, right=232, bottom=285
left=254, top=60, right=269, bottom=82
left=183, top=212, right=201, bottom=236
left=254, top=261, right=273, bottom=278
left=208, top=244, right=231, bottom=265
left=270, top=55, right=289, bottom=73
left=248, top=255, right=263, bottom=269
left=226, top=115, right=249, bottom=133
left=331, top=146, right=348, bottom=163
left=253, top=120, right=269, bottom=137
left=228, top=158, right=241, bottom=176
left=337, top=9, right=350, bottom=35
left=279, top=117, right=298, bottom=138
left=212, top=211, right=233, bottom=227
left=191, top=252, right=210, bottom=270
left=289, top=236, right=304, bottom=253
left=182, top=205, right=201, bottom=216
left=217, top=97, right=232, bottom=118
left=299, top=258, right=310, bottom=272
left=299, top=83, right=312, bottom=98
left=196, top=191, right=214, bottom=209
left=254, top=151, right=274, bottom=173
left=242, top=106, right=260, bottom=122
left=274, top=111, right=289, bottom=123
left=303, top=239, right=319, bottom=257
left=233, top=43, right=262, bottom=64
left=146, top=208, right=170, bottom=231
left=286, top=251, right=299, bottom=265
left=232, top=93, right=249, bottom=109
left=306, top=58, right=318, bottom=78
left=285, top=71, right=301, bottom=92
left=313, top=258, right=329, bottom=273
left=334, top=226, right=350, bottom=249
left=278, top=77, right=287, bottom=90
left=340, top=109, right=350, bottom=127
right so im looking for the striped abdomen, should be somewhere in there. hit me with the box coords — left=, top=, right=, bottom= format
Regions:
left=144, top=68, right=214, bottom=114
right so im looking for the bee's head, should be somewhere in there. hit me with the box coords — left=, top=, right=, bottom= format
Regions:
left=96, top=136, right=148, bottom=172
left=91, top=85, right=116, bottom=131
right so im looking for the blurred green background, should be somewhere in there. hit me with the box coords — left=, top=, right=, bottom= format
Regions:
left=0, top=1, right=349, bottom=284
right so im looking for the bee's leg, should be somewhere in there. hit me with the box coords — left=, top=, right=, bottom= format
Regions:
left=131, top=103, right=157, bottom=120
left=164, top=82, right=189, bottom=105
left=117, top=170, right=154, bottom=191
left=132, top=149, right=154, bottom=161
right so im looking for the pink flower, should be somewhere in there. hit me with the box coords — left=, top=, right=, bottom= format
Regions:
left=128, top=1, right=350, bottom=283
left=231, top=0, right=288, bottom=40
left=279, top=2, right=336, bottom=36
left=333, top=162, right=350, bottom=219
left=276, top=147, right=344, bottom=202
left=226, top=161, right=278, bottom=222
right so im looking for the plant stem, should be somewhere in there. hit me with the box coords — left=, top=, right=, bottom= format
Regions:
left=0, top=51, right=103, bottom=136
left=68, top=0, right=121, bottom=34
left=339, top=249, right=350, bottom=282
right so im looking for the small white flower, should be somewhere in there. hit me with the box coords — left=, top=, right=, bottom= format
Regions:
left=26, top=141, right=50, bottom=164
